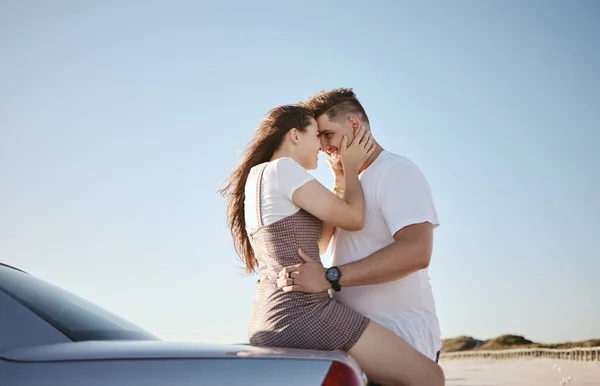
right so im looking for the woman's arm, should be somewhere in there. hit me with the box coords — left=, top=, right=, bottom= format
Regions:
left=293, top=169, right=362, bottom=231
left=293, top=128, right=373, bottom=232
left=318, top=175, right=344, bottom=254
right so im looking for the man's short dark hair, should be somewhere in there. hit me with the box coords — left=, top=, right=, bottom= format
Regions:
left=302, top=87, right=369, bottom=124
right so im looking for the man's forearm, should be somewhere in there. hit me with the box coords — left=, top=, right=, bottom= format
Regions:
left=338, top=237, right=430, bottom=287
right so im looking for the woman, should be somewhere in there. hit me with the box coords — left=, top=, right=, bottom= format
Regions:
left=220, top=105, right=444, bottom=386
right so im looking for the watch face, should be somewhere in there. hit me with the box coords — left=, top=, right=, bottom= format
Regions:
left=326, top=267, right=340, bottom=281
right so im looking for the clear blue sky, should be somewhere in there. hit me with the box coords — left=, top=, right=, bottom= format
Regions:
left=1, top=1, right=598, bottom=345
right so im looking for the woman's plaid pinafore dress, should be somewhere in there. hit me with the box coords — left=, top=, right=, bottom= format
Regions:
left=246, top=163, right=370, bottom=351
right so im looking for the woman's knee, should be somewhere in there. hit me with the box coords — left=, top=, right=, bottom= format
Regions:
left=348, top=321, right=444, bottom=386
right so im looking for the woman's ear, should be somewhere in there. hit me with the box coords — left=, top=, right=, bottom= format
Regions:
left=288, top=128, right=300, bottom=144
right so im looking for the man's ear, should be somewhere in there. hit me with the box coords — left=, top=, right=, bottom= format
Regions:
left=348, top=115, right=361, bottom=135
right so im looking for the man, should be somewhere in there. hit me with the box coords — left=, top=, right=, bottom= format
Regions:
left=277, top=88, right=442, bottom=364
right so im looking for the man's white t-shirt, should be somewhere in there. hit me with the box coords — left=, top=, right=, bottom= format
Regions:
left=331, top=150, right=442, bottom=361
left=244, top=157, right=315, bottom=230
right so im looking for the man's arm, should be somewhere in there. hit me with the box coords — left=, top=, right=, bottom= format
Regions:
left=278, top=158, right=439, bottom=293
left=339, top=159, right=438, bottom=286
left=338, top=221, right=434, bottom=287
left=279, top=222, right=434, bottom=293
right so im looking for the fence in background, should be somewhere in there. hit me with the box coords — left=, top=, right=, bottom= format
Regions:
left=440, top=347, right=600, bottom=362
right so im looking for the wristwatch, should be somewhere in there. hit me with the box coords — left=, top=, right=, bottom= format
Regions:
left=325, top=267, right=342, bottom=292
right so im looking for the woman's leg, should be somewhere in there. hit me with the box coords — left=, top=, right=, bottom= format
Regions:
left=348, top=321, right=445, bottom=386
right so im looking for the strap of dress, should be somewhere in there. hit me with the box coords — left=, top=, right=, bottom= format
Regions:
left=255, top=163, right=268, bottom=227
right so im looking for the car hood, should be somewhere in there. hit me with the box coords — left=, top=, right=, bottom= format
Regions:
left=0, top=340, right=354, bottom=363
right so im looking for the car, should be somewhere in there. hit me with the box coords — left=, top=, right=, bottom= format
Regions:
left=0, top=262, right=367, bottom=385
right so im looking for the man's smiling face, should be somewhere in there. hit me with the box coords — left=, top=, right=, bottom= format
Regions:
left=316, top=114, right=356, bottom=169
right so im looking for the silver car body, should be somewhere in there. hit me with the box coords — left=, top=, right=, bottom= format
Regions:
left=0, top=263, right=367, bottom=385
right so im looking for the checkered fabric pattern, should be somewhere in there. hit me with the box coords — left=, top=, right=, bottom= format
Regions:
left=246, top=164, right=370, bottom=351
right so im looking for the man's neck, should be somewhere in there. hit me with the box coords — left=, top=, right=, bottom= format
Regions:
left=359, top=144, right=384, bottom=174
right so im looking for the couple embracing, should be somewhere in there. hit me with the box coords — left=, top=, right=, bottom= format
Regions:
left=220, top=88, right=445, bottom=386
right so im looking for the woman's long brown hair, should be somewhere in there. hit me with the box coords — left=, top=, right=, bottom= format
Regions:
left=219, top=105, right=315, bottom=274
